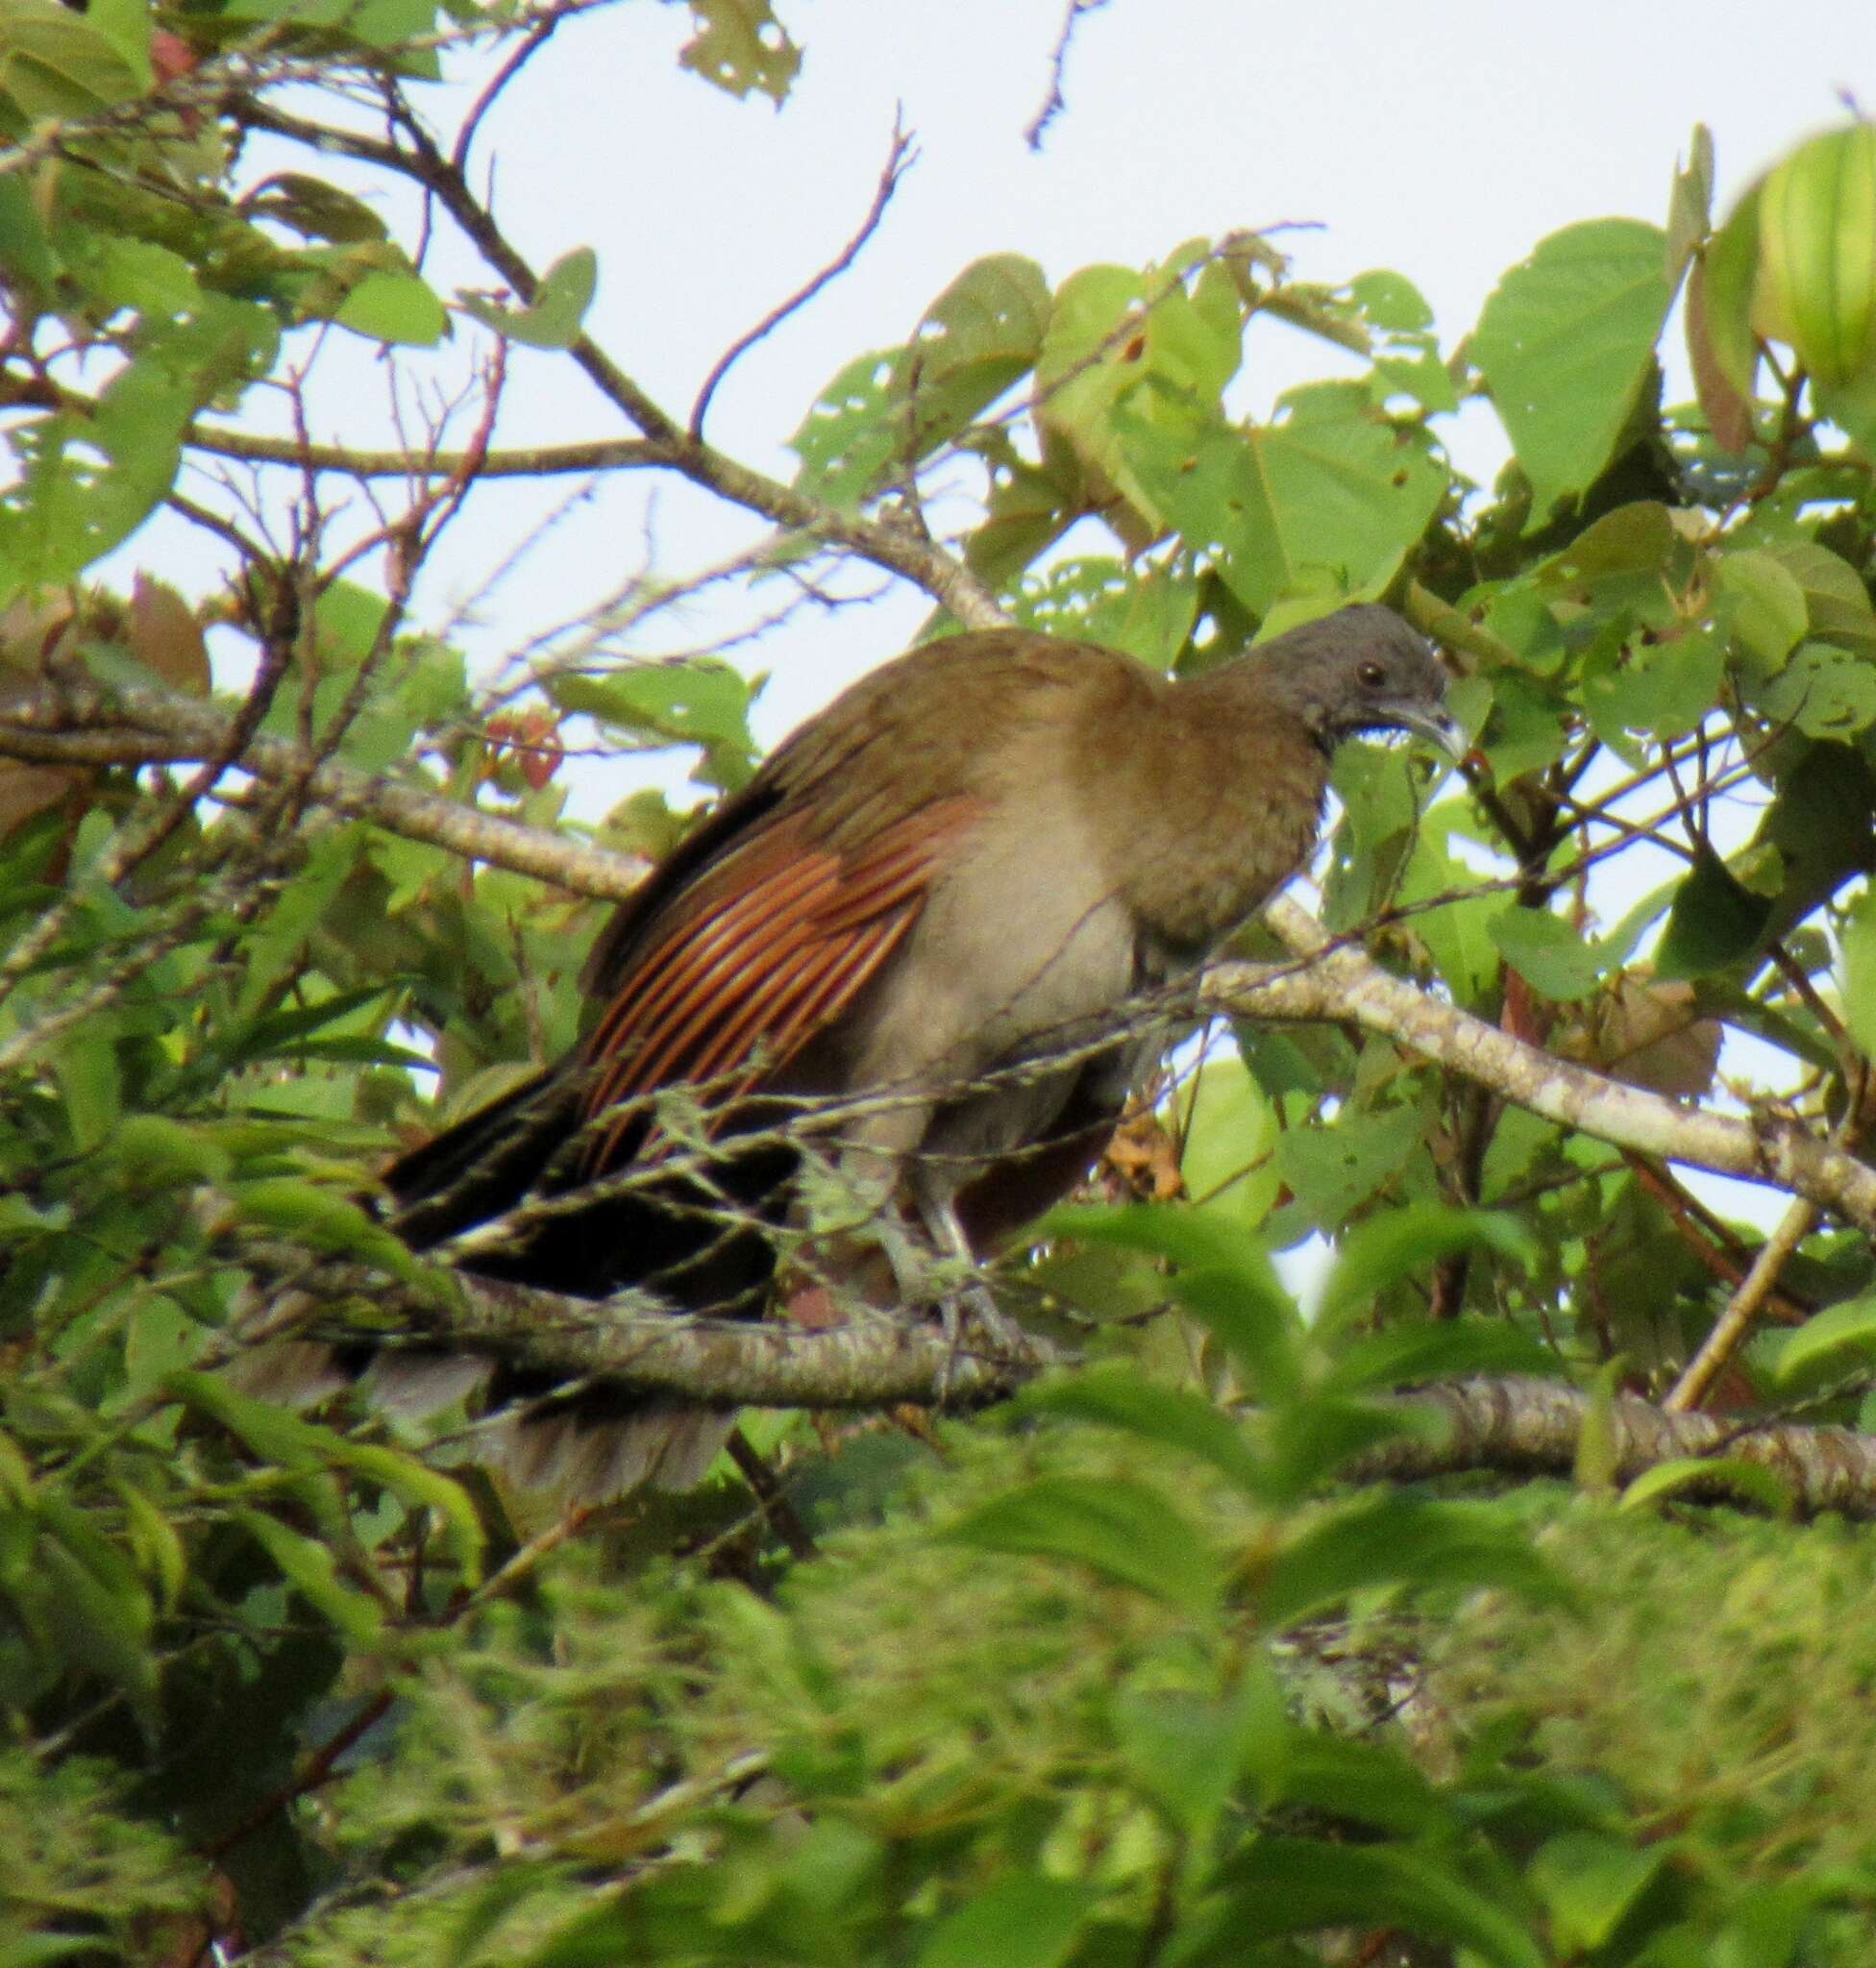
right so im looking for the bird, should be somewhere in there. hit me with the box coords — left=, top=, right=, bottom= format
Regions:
left=259, top=604, right=1459, bottom=1498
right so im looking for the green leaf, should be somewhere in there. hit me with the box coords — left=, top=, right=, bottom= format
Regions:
left=1024, top=1365, right=1267, bottom=1494
left=789, top=345, right=902, bottom=509
left=793, top=255, right=1047, bottom=518
left=106, top=1114, right=232, bottom=1190
left=1272, top=1102, right=1423, bottom=1234
left=1111, top=1680, right=1257, bottom=1837
left=1472, top=218, right=1674, bottom=516
left=1756, top=125, right=1876, bottom=386
left=1691, top=181, right=1764, bottom=448
left=1581, top=626, right=1726, bottom=746
left=1259, top=1497, right=1564, bottom=1627
left=30, top=1500, right=160, bottom=1731
left=1121, top=380, right=1445, bottom=614
left=223, top=1176, right=425, bottom=1281
left=1751, top=640, right=1876, bottom=740
left=0, top=175, right=60, bottom=293
left=1008, top=554, right=1200, bottom=666
left=1263, top=1398, right=1433, bottom=1500
left=1528, top=1833, right=1667, bottom=1951
left=335, top=268, right=448, bottom=347
left=0, top=402, right=182, bottom=587
left=1041, top=1203, right=1302, bottom=1398
left=1488, top=905, right=1604, bottom=1002
left=1352, top=268, right=1459, bottom=413
left=1840, top=887, right=1876, bottom=1059
left=899, top=254, right=1050, bottom=456
left=920, top=1875, right=1093, bottom=1968
left=50, top=1027, right=120, bottom=1152
left=219, top=0, right=438, bottom=49
left=112, top=1479, right=186, bottom=1613
left=1325, top=1318, right=1555, bottom=1396
left=1653, top=854, right=1772, bottom=980
left=235, top=1508, right=384, bottom=1645
left=547, top=656, right=754, bottom=787
left=458, top=247, right=597, bottom=351
left=221, top=985, right=394, bottom=1068
left=1261, top=1728, right=1447, bottom=1835
left=244, top=173, right=388, bottom=246
left=1773, top=1292, right=1876, bottom=1389
left=0, top=1, right=145, bottom=115
left=1038, top=246, right=1243, bottom=550
left=1664, top=125, right=1715, bottom=289
left=1757, top=536, right=1876, bottom=653
left=1347, top=267, right=1435, bottom=334
left=1533, top=502, right=1694, bottom=638
left=1318, top=1204, right=1537, bottom=1335
left=944, top=1475, right=1219, bottom=1614
left=1617, top=1456, right=1795, bottom=1516
left=1716, top=548, right=1811, bottom=669
left=1175, top=1050, right=1280, bottom=1227
left=332, top=1443, right=484, bottom=1583
left=677, top=0, right=801, bottom=104
left=1220, top=1835, right=1545, bottom=1968
left=167, top=1371, right=338, bottom=1475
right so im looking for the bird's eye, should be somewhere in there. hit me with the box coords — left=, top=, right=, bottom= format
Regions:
left=1358, top=660, right=1387, bottom=687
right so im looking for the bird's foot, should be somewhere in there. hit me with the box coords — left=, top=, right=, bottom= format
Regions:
left=935, top=1275, right=1024, bottom=1400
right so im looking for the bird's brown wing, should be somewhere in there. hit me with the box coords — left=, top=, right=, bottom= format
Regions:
left=574, top=795, right=984, bottom=1174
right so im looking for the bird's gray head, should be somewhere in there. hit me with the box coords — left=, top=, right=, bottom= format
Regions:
left=1247, top=604, right=1463, bottom=759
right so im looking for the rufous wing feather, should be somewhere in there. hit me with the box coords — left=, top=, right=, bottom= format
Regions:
left=576, top=797, right=983, bottom=1174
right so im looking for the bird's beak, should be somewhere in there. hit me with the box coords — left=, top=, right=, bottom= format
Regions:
left=1387, top=702, right=1468, bottom=760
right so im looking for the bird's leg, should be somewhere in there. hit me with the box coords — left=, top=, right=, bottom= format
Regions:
left=909, top=1182, right=1025, bottom=1375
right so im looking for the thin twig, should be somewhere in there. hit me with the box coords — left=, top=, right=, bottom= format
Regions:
left=1664, top=1193, right=1819, bottom=1412
left=198, top=1687, right=395, bottom=1863
left=1024, top=0, right=1113, bottom=150
left=689, top=113, right=915, bottom=444
left=726, top=1429, right=818, bottom=1560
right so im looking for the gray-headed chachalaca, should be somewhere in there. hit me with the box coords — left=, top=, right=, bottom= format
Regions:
left=274, top=604, right=1458, bottom=1495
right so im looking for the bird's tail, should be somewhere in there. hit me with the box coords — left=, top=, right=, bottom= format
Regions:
left=229, top=1068, right=774, bottom=1503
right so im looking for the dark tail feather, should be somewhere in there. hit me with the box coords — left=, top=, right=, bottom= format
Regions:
left=232, top=1071, right=797, bottom=1501
left=385, top=1066, right=571, bottom=1249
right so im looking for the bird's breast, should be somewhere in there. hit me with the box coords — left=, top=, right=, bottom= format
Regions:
left=1108, top=733, right=1329, bottom=952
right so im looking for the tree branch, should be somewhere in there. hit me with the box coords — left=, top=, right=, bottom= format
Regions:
left=284, top=1259, right=1876, bottom=1518
left=0, top=370, right=675, bottom=477
left=299, top=1269, right=1064, bottom=1408
left=0, top=678, right=651, bottom=898
left=1352, top=1375, right=1876, bottom=1519
left=1232, top=900, right=1876, bottom=1231
left=1665, top=1193, right=1821, bottom=1412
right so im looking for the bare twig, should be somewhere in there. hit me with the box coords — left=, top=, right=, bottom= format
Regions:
left=1024, top=0, right=1114, bottom=150
left=198, top=1687, right=395, bottom=1864
left=1664, top=1194, right=1819, bottom=1412
left=689, top=114, right=916, bottom=444
left=725, top=1429, right=819, bottom=1560
left=228, top=98, right=1008, bottom=627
